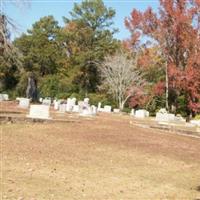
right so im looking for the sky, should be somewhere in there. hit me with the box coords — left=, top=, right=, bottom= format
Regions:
left=2, top=0, right=160, bottom=40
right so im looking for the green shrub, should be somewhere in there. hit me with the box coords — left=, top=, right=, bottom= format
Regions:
left=176, top=95, right=188, bottom=117
left=87, top=93, right=116, bottom=107
left=122, top=107, right=131, bottom=113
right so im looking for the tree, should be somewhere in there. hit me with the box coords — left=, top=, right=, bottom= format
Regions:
left=62, top=0, right=119, bottom=94
left=0, top=12, right=22, bottom=91
left=14, top=16, right=61, bottom=76
left=99, top=51, right=145, bottom=110
left=125, top=0, right=200, bottom=115
left=0, top=1, right=30, bottom=92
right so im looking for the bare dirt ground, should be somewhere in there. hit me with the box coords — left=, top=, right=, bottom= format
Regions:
left=1, top=102, right=200, bottom=200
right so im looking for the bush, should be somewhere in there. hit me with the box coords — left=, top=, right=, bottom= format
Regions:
left=87, top=93, right=116, bottom=107
left=176, top=95, right=188, bottom=117
left=122, top=107, right=131, bottom=113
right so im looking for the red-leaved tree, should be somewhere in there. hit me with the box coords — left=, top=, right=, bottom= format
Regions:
left=125, top=0, right=200, bottom=115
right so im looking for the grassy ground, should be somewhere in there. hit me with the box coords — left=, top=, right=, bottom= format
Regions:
left=0, top=104, right=200, bottom=199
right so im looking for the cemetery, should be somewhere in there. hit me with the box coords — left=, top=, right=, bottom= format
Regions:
left=1, top=99, right=200, bottom=199
left=1, top=0, right=200, bottom=199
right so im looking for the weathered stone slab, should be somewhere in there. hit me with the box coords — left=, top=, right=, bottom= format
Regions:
left=27, top=105, right=51, bottom=119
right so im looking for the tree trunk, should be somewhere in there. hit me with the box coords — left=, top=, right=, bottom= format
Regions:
left=119, top=102, right=124, bottom=111
left=165, top=61, right=169, bottom=111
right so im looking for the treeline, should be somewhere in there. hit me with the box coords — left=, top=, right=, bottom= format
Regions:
left=0, top=0, right=200, bottom=116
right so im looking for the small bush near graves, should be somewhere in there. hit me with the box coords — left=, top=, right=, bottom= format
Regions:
left=88, top=93, right=114, bottom=107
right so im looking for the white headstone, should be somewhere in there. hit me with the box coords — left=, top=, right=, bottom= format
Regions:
left=0, top=93, right=9, bottom=101
left=16, top=97, right=21, bottom=101
left=175, top=114, right=185, bottom=122
left=71, top=97, right=76, bottom=105
left=97, top=102, right=101, bottom=111
left=84, top=98, right=89, bottom=104
left=113, top=108, right=120, bottom=113
left=0, top=94, right=4, bottom=101
left=130, top=109, right=135, bottom=116
left=59, top=104, right=66, bottom=113
left=19, top=98, right=30, bottom=109
left=72, top=105, right=80, bottom=113
left=156, top=113, right=175, bottom=122
left=91, top=105, right=97, bottom=115
left=135, top=109, right=149, bottom=118
left=65, top=98, right=74, bottom=112
left=190, top=120, right=200, bottom=127
left=27, top=105, right=51, bottom=119
left=158, top=108, right=168, bottom=114
left=79, top=107, right=94, bottom=117
left=42, top=99, right=51, bottom=106
left=103, top=105, right=112, bottom=113
left=39, top=98, right=43, bottom=103
left=54, top=101, right=60, bottom=110
left=2, top=94, right=9, bottom=101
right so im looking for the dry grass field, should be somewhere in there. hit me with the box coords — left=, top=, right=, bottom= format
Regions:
left=1, top=103, right=200, bottom=200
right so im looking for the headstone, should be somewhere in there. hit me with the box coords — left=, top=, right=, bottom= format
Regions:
left=190, top=120, right=200, bottom=127
left=72, top=105, right=80, bottom=113
left=27, top=105, right=51, bottom=119
left=79, top=107, right=94, bottom=117
left=135, top=109, right=149, bottom=118
left=2, top=94, right=8, bottom=100
left=71, top=97, right=76, bottom=105
left=97, top=102, right=102, bottom=111
left=91, top=105, right=97, bottom=115
left=78, top=101, right=84, bottom=109
left=39, top=98, right=43, bottom=103
left=113, top=108, right=120, bottom=113
left=0, top=93, right=9, bottom=101
left=103, top=105, right=112, bottom=113
left=19, top=98, right=30, bottom=109
left=54, top=100, right=60, bottom=110
left=130, top=109, right=135, bottom=116
left=174, top=114, right=185, bottom=122
left=42, top=99, right=51, bottom=106
left=65, top=98, right=73, bottom=112
left=156, top=112, right=175, bottom=122
left=84, top=98, right=89, bottom=104
left=16, top=97, right=21, bottom=101
left=158, top=108, right=168, bottom=114
left=0, top=94, right=4, bottom=101
left=59, top=104, right=66, bottom=113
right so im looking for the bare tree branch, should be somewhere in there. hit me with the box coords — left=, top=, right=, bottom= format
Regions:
left=99, top=50, right=146, bottom=110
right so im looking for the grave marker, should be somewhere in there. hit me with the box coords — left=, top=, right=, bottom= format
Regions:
left=27, top=105, right=51, bottom=119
